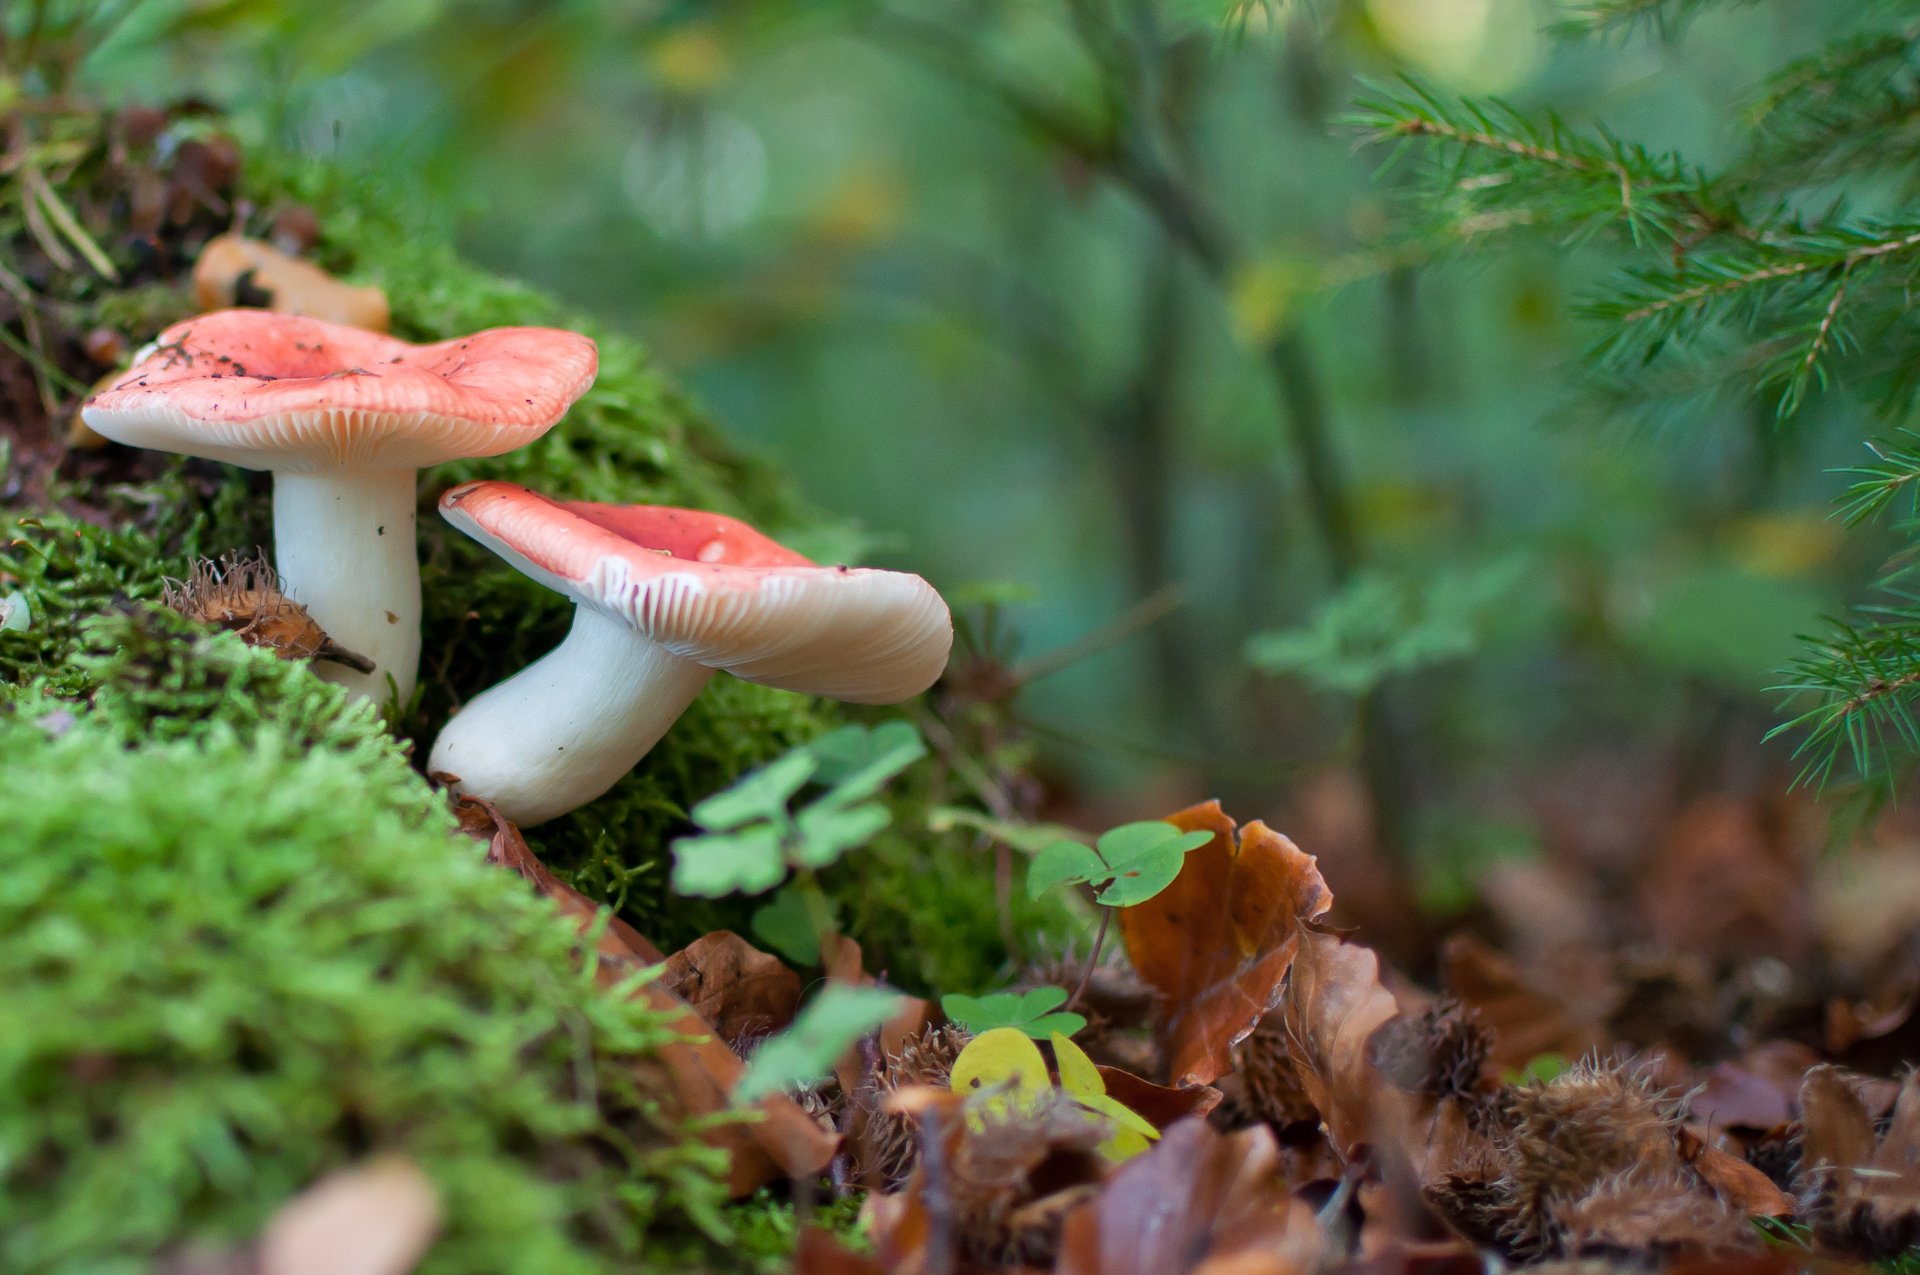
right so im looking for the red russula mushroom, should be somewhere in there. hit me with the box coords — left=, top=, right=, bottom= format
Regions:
left=83, top=310, right=596, bottom=704
left=427, top=480, right=953, bottom=825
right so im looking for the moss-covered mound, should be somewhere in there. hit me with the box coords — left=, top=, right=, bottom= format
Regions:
left=0, top=628, right=733, bottom=1274
left=0, top=99, right=1039, bottom=1271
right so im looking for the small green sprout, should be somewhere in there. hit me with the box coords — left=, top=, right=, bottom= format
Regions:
left=734, top=984, right=905, bottom=1105
left=671, top=721, right=925, bottom=898
left=941, top=986, right=1087, bottom=1040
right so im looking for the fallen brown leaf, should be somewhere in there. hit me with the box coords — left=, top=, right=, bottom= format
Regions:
left=1053, top=1118, right=1316, bottom=1275
left=1687, top=1042, right=1819, bottom=1134
left=662, top=931, right=802, bottom=1049
left=1281, top=926, right=1413, bottom=1162
left=1095, top=1066, right=1221, bottom=1130
left=1676, top=1128, right=1794, bottom=1220
left=258, top=1157, right=441, bottom=1275
left=1801, top=1065, right=1920, bottom=1258
left=456, top=797, right=837, bottom=1196
left=1119, top=801, right=1332, bottom=1087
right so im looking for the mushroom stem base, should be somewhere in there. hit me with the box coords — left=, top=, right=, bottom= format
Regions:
left=273, top=467, right=420, bottom=707
left=427, top=605, right=714, bottom=826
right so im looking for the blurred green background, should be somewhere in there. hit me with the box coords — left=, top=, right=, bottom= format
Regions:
left=66, top=0, right=1893, bottom=892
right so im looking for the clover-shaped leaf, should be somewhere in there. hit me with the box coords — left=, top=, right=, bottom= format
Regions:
left=1091, top=822, right=1213, bottom=906
left=689, top=751, right=817, bottom=832
left=671, top=825, right=787, bottom=898
left=941, top=985, right=1087, bottom=1040
left=793, top=800, right=892, bottom=869
left=807, top=721, right=927, bottom=806
left=1026, top=821, right=1212, bottom=908
left=1026, top=839, right=1105, bottom=900
left=751, top=884, right=838, bottom=966
left=735, top=983, right=905, bottom=1105
left=946, top=1027, right=1157, bottom=1160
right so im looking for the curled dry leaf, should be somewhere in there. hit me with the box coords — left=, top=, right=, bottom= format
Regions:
left=1280, top=926, right=1413, bottom=1162
left=258, top=1156, right=441, bottom=1275
left=1686, top=1041, right=1818, bottom=1134
left=193, top=233, right=391, bottom=331
left=1800, top=1065, right=1920, bottom=1257
left=661, top=931, right=802, bottom=1050
left=1053, top=1118, right=1318, bottom=1275
left=1675, top=1128, right=1794, bottom=1220
left=455, top=798, right=837, bottom=1196
left=824, top=931, right=933, bottom=1063
left=1095, top=1066, right=1222, bottom=1131
left=1119, top=801, right=1332, bottom=1087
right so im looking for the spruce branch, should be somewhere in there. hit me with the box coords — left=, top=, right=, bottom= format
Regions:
left=1838, top=432, right=1920, bottom=527
left=1739, top=27, right=1920, bottom=191
left=1774, top=604, right=1920, bottom=789
left=1351, top=82, right=1763, bottom=250
left=1582, top=221, right=1920, bottom=414
left=1554, top=0, right=1753, bottom=37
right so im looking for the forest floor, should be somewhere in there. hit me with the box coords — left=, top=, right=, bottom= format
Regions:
left=6, top=94, right=1920, bottom=1275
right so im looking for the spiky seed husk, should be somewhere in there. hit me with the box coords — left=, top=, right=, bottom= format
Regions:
left=163, top=553, right=374, bottom=672
left=853, top=1024, right=971, bottom=1189
left=1212, top=1015, right=1321, bottom=1136
left=1500, top=1059, right=1688, bottom=1256
left=941, top=1093, right=1109, bottom=1268
left=1369, top=997, right=1494, bottom=1102
left=1552, top=1170, right=1756, bottom=1257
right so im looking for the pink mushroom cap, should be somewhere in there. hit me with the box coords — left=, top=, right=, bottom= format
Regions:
left=83, top=310, right=597, bottom=472
left=440, top=480, right=953, bottom=703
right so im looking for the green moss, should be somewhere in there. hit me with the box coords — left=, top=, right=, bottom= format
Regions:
left=0, top=706, right=733, bottom=1275
left=0, top=118, right=1056, bottom=1267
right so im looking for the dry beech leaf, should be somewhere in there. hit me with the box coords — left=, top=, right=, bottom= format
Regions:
left=1280, top=926, right=1415, bottom=1162
left=1095, top=1066, right=1221, bottom=1131
left=194, top=233, right=391, bottom=330
left=1688, top=1042, right=1819, bottom=1134
left=1802, top=1065, right=1920, bottom=1257
left=661, top=931, right=802, bottom=1049
left=1053, top=1118, right=1316, bottom=1275
left=1676, top=1128, right=1794, bottom=1220
left=456, top=798, right=837, bottom=1196
left=825, top=932, right=932, bottom=1060
left=258, top=1156, right=441, bottom=1275
left=1440, top=933, right=1596, bottom=1075
left=1119, top=801, right=1332, bottom=1087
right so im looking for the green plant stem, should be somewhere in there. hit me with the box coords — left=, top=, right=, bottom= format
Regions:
left=1066, top=906, right=1112, bottom=1014
left=793, top=866, right=840, bottom=969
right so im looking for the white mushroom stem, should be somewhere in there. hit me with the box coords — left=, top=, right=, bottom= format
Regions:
left=427, top=605, right=715, bottom=826
left=273, top=467, right=421, bottom=707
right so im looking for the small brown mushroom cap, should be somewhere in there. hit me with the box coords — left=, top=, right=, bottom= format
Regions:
left=83, top=310, right=596, bottom=472
left=440, top=480, right=953, bottom=703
